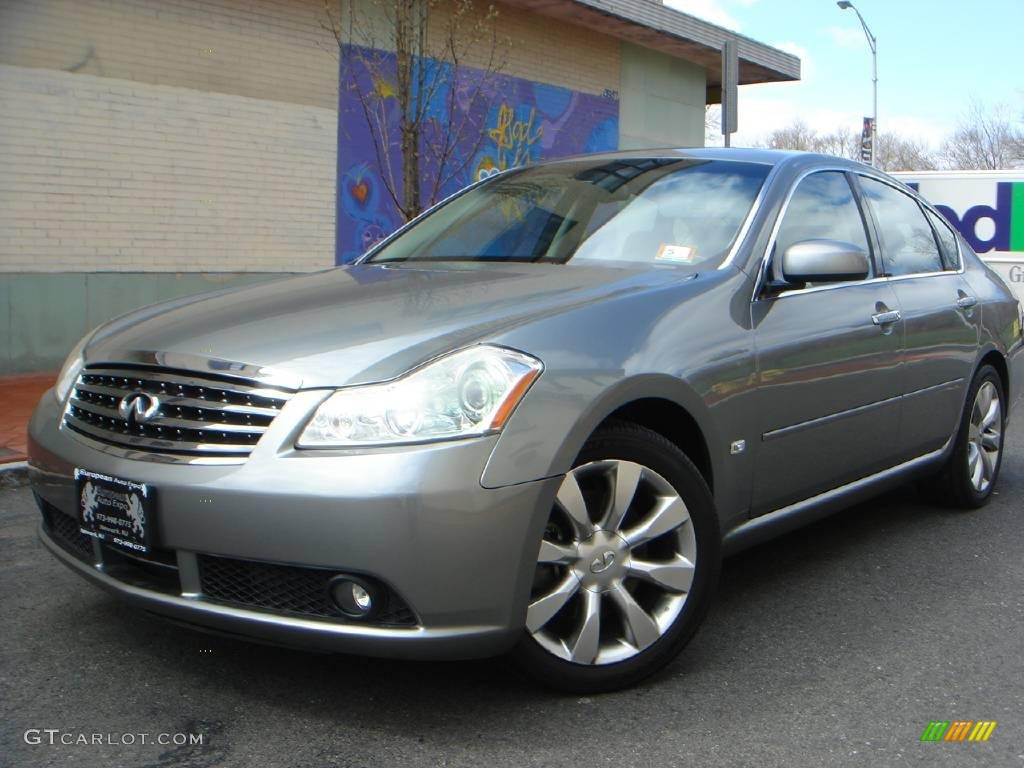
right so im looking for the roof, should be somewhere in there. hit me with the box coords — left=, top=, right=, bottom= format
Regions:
left=500, top=0, right=800, bottom=94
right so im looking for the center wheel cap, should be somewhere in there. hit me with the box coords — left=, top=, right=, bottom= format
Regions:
left=572, top=530, right=630, bottom=592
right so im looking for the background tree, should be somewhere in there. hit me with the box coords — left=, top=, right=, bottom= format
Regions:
left=757, top=119, right=938, bottom=171
left=940, top=100, right=1024, bottom=170
left=325, top=0, right=508, bottom=222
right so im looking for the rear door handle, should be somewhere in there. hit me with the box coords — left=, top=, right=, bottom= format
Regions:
left=957, top=296, right=978, bottom=309
left=872, top=310, right=901, bottom=325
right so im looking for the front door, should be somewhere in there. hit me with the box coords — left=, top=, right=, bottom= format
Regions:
left=751, top=170, right=905, bottom=514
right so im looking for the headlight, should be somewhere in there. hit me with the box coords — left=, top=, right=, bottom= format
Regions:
left=297, top=345, right=543, bottom=448
left=53, top=332, right=92, bottom=404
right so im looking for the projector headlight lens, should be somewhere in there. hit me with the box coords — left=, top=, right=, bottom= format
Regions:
left=297, top=345, right=542, bottom=448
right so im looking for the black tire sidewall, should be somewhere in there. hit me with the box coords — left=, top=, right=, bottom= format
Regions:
left=512, top=421, right=721, bottom=694
left=947, top=365, right=1006, bottom=509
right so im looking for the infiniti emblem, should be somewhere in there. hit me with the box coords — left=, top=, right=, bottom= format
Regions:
left=590, top=550, right=616, bottom=574
left=118, top=393, right=160, bottom=425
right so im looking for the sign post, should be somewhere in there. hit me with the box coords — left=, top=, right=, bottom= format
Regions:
left=721, top=41, right=738, bottom=147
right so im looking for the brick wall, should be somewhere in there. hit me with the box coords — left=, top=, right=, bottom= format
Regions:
left=0, top=64, right=337, bottom=273
left=0, top=0, right=339, bottom=110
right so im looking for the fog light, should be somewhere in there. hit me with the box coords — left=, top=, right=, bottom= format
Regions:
left=329, top=576, right=375, bottom=618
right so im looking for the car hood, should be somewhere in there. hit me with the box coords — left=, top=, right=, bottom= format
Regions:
left=85, top=263, right=693, bottom=388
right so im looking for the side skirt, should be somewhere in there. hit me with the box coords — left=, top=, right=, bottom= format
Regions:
left=721, top=437, right=952, bottom=556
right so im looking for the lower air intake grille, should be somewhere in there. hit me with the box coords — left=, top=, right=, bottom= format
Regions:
left=197, top=555, right=417, bottom=627
left=39, top=499, right=95, bottom=563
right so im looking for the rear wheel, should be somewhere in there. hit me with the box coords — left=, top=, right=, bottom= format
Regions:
left=513, top=421, right=720, bottom=693
left=928, top=364, right=1005, bottom=509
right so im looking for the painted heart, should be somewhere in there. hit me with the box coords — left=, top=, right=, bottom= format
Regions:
left=351, top=181, right=369, bottom=205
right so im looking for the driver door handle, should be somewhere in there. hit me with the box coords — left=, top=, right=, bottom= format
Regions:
left=872, top=309, right=901, bottom=326
left=957, top=295, right=978, bottom=309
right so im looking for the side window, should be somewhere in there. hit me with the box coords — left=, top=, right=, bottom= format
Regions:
left=859, top=177, right=943, bottom=276
left=925, top=208, right=961, bottom=271
left=773, top=171, right=872, bottom=281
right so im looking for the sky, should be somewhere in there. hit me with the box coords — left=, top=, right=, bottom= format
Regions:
left=663, top=0, right=1024, bottom=148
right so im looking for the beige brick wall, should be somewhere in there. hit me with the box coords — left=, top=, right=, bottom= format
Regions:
left=0, top=0, right=340, bottom=110
left=0, top=64, right=337, bottom=272
left=492, top=2, right=620, bottom=96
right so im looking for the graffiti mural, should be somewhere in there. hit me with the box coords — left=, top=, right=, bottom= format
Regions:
left=337, top=44, right=619, bottom=263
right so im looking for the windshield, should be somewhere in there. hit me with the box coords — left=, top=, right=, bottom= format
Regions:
left=366, top=158, right=770, bottom=268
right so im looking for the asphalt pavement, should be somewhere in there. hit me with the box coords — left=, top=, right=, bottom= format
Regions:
left=2, top=434, right=1022, bottom=768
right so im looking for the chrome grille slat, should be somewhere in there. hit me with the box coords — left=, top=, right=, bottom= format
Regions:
left=82, top=367, right=292, bottom=399
left=65, top=413, right=261, bottom=455
left=69, top=399, right=270, bottom=435
left=64, top=364, right=294, bottom=459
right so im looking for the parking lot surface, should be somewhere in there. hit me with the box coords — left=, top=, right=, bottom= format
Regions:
left=2, top=434, right=1022, bottom=768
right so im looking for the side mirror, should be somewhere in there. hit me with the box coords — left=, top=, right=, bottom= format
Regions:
left=781, top=239, right=870, bottom=284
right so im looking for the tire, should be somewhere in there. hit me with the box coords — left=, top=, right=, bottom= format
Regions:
left=512, top=420, right=720, bottom=693
left=927, top=364, right=1006, bottom=509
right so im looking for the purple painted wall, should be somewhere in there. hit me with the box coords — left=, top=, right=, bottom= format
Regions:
left=336, top=44, right=620, bottom=264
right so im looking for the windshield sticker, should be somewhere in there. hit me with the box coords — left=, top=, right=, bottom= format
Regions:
left=655, top=244, right=696, bottom=264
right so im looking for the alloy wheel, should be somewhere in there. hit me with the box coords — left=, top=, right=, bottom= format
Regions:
left=967, top=380, right=1002, bottom=494
left=526, top=460, right=697, bottom=666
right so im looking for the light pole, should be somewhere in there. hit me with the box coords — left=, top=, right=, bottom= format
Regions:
left=837, top=1, right=877, bottom=167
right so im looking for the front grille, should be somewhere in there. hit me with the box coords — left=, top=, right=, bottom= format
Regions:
left=63, top=365, right=295, bottom=458
left=197, top=555, right=418, bottom=627
left=39, top=498, right=95, bottom=563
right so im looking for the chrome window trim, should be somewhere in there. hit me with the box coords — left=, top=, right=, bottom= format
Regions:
left=719, top=159, right=786, bottom=270
left=753, top=166, right=965, bottom=303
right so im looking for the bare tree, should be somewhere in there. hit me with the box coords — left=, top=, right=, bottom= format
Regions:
left=941, top=100, right=1024, bottom=170
left=757, top=119, right=937, bottom=171
left=759, top=120, right=858, bottom=158
left=704, top=104, right=721, bottom=145
left=874, top=133, right=937, bottom=172
left=324, top=0, right=508, bottom=221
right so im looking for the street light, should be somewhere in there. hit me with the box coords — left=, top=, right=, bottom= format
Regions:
left=837, top=1, right=878, bottom=167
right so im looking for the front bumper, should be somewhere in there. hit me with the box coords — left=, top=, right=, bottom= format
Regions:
left=29, top=389, right=559, bottom=660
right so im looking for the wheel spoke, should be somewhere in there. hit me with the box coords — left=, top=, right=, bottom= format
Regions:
left=610, top=584, right=660, bottom=651
left=980, top=445, right=995, bottom=482
left=556, top=471, right=594, bottom=539
left=969, top=447, right=984, bottom=489
left=975, top=384, right=993, bottom=425
left=526, top=574, right=579, bottom=633
left=627, top=555, right=695, bottom=593
left=981, top=430, right=1001, bottom=451
left=981, top=398, right=1000, bottom=431
left=624, top=495, right=689, bottom=548
left=537, top=539, right=576, bottom=565
left=601, top=461, right=642, bottom=532
left=567, top=589, right=602, bottom=664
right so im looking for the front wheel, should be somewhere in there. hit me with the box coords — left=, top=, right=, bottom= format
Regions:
left=512, top=421, right=720, bottom=693
left=929, top=364, right=1006, bottom=509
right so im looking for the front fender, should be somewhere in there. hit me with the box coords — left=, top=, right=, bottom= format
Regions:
left=480, top=372, right=722, bottom=490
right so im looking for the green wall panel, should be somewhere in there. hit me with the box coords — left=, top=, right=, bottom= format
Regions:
left=0, top=272, right=291, bottom=374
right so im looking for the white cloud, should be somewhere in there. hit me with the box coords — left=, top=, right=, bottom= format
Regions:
left=826, top=25, right=866, bottom=49
left=661, top=0, right=742, bottom=31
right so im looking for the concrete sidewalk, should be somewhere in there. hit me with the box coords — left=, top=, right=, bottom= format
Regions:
left=0, top=372, right=54, bottom=466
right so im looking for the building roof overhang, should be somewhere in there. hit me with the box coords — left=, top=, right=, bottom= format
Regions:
left=500, top=0, right=800, bottom=101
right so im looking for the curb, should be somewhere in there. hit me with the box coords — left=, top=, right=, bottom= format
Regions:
left=0, top=461, right=30, bottom=488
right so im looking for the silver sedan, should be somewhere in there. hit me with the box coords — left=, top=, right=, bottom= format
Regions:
left=29, top=149, right=1023, bottom=692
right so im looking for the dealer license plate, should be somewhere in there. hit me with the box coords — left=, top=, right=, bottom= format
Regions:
left=75, top=468, right=155, bottom=554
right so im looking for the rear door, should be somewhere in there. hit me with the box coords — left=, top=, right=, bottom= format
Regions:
left=856, top=175, right=980, bottom=459
left=750, top=170, right=905, bottom=514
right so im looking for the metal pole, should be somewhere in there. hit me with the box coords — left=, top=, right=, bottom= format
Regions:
left=840, top=3, right=878, bottom=167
